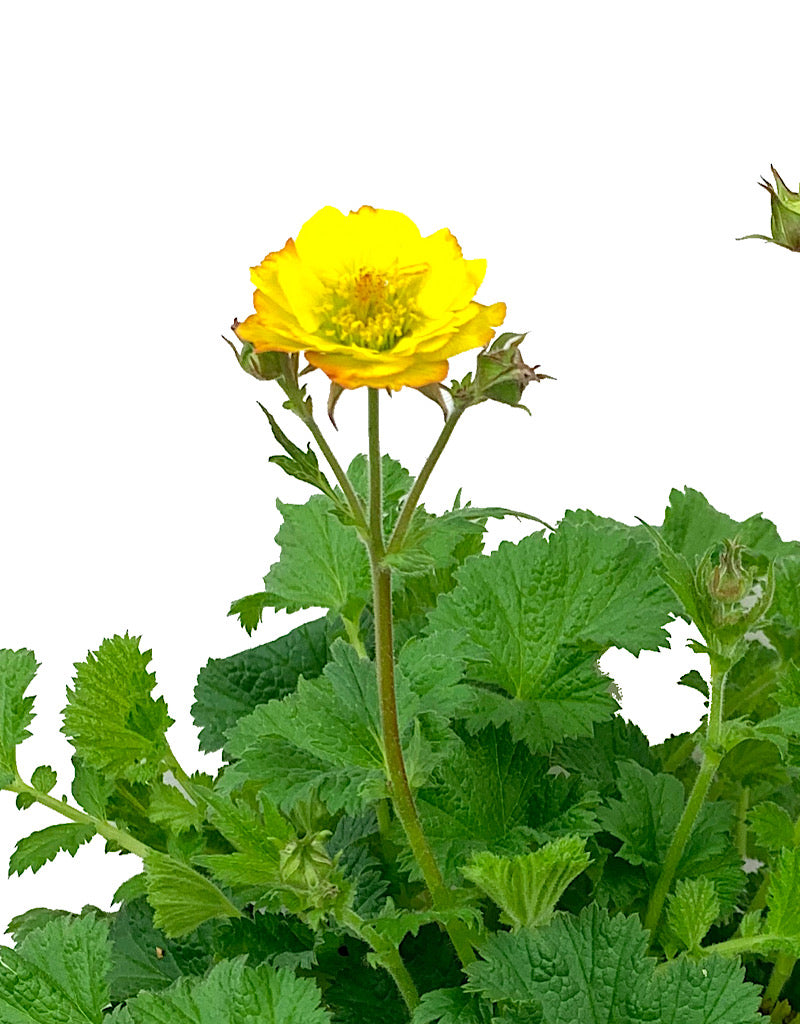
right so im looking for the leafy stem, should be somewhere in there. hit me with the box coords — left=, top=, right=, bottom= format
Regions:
left=340, top=907, right=420, bottom=1013
left=8, top=774, right=151, bottom=861
left=366, top=388, right=475, bottom=969
left=279, top=359, right=369, bottom=535
left=644, top=651, right=729, bottom=942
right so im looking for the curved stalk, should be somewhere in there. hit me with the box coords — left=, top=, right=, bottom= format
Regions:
left=341, top=908, right=420, bottom=1013
left=9, top=776, right=151, bottom=860
left=644, top=656, right=728, bottom=942
left=367, top=389, right=475, bottom=968
left=387, top=407, right=465, bottom=553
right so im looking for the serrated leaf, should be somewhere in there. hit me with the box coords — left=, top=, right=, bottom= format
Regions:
left=193, top=617, right=332, bottom=753
left=143, top=851, right=242, bottom=938
left=466, top=906, right=652, bottom=1016
left=661, top=487, right=800, bottom=565
left=409, top=725, right=598, bottom=885
left=665, top=877, right=720, bottom=952
left=259, top=403, right=340, bottom=503
left=467, top=906, right=761, bottom=1024
left=0, top=647, right=38, bottom=784
left=427, top=512, right=675, bottom=749
left=147, top=783, right=204, bottom=834
left=748, top=801, right=796, bottom=853
left=766, top=846, right=800, bottom=948
left=227, top=591, right=276, bottom=635
left=411, top=987, right=493, bottom=1024
left=347, top=453, right=414, bottom=535
left=121, top=957, right=332, bottom=1024
left=597, top=760, right=685, bottom=869
left=30, top=765, right=57, bottom=794
left=222, top=637, right=468, bottom=816
left=0, top=913, right=111, bottom=1023
left=9, top=822, right=95, bottom=875
left=261, top=497, right=371, bottom=619
left=62, top=634, right=173, bottom=784
left=464, top=835, right=591, bottom=930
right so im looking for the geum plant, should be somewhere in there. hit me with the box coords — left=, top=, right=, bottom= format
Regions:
left=3, top=205, right=800, bottom=1024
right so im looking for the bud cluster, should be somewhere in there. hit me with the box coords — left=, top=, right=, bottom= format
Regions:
left=449, top=333, right=553, bottom=413
left=695, top=537, right=775, bottom=647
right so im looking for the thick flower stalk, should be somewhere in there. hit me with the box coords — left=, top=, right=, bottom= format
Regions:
left=233, top=205, right=506, bottom=389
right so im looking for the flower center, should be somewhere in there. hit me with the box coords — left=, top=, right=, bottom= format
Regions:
left=316, top=265, right=426, bottom=351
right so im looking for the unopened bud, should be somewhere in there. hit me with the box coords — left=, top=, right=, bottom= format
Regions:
left=739, top=166, right=800, bottom=252
left=224, top=332, right=285, bottom=381
left=279, top=830, right=333, bottom=890
left=707, top=539, right=750, bottom=605
left=474, top=333, right=553, bottom=409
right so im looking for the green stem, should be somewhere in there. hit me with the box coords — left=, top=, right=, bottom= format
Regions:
left=366, top=389, right=475, bottom=968
left=280, top=366, right=368, bottom=535
left=387, top=407, right=464, bottom=553
left=644, top=657, right=728, bottom=942
left=343, top=616, right=367, bottom=658
left=9, top=777, right=151, bottom=860
left=341, top=908, right=420, bottom=1014
left=735, top=786, right=750, bottom=860
left=765, top=952, right=796, bottom=1006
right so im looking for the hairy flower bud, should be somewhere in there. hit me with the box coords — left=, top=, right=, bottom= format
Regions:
left=223, top=333, right=285, bottom=381
left=706, top=538, right=751, bottom=605
left=739, top=166, right=800, bottom=252
left=279, top=830, right=334, bottom=891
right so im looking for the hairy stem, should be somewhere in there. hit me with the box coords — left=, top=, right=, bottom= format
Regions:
left=280, top=365, right=368, bottom=534
left=341, top=908, right=420, bottom=1013
left=9, top=776, right=151, bottom=860
left=367, top=389, right=475, bottom=968
left=387, top=407, right=464, bottom=553
left=644, top=656, right=728, bottom=942
left=765, top=952, right=797, bottom=1006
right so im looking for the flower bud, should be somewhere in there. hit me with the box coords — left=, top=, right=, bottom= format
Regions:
left=706, top=538, right=750, bottom=605
left=224, top=332, right=286, bottom=381
left=279, top=830, right=333, bottom=891
left=474, top=332, right=553, bottom=408
left=739, top=166, right=800, bottom=252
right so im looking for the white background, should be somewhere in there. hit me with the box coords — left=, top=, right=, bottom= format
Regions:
left=1, top=0, right=798, bottom=937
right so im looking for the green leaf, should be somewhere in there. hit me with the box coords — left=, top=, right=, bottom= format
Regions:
left=143, top=851, right=242, bottom=938
left=748, top=801, right=796, bottom=853
left=9, top=822, right=95, bottom=875
left=227, top=591, right=276, bottom=635
left=427, top=512, right=675, bottom=749
left=665, top=877, right=720, bottom=952
left=466, top=906, right=653, bottom=1017
left=147, top=783, right=204, bottom=835
left=193, top=616, right=332, bottom=753
left=121, top=957, right=332, bottom=1024
left=62, top=634, right=173, bottom=784
left=107, top=896, right=211, bottom=1002
left=0, top=647, right=38, bottom=785
left=0, top=913, right=111, bottom=1023
left=408, top=725, right=598, bottom=885
left=661, top=487, right=800, bottom=565
left=222, top=637, right=468, bottom=815
left=466, top=906, right=761, bottom=1024
left=651, top=956, right=762, bottom=1024
left=261, top=497, right=371, bottom=620
left=596, top=760, right=685, bottom=869
left=30, top=765, right=57, bottom=795
left=347, top=453, right=414, bottom=534
left=766, top=846, right=800, bottom=951
left=259, top=403, right=340, bottom=504
left=597, top=761, right=744, bottom=910
left=411, top=987, right=493, bottom=1024
left=463, top=835, right=591, bottom=930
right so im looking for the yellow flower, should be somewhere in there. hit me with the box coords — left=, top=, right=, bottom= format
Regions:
left=232, top=205, right=506, bottom=390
